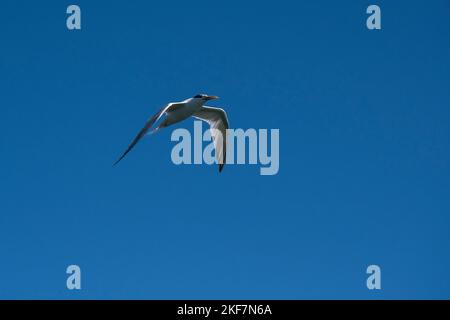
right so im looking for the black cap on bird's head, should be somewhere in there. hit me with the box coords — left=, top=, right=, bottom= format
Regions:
left=193, top=93, right=219, bottom=101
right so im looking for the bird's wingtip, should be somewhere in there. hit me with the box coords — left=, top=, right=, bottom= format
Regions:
left=113, top=156, right=123, bottom=167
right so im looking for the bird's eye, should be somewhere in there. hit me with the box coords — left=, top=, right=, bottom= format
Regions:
left=194, top=94, right=203, bottom=98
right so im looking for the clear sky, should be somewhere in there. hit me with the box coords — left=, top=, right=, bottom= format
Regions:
left=1, top=0, right=449, bottom=299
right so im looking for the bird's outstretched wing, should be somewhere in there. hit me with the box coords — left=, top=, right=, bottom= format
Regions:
left=114, top=103, right=183, bottom=166
left=193, top=106, right=229, bottom=172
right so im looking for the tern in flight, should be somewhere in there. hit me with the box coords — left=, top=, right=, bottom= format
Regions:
left=114, top=94, right=229, bottom=172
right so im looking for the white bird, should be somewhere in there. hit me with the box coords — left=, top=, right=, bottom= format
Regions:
left=114, top=94, right=229, bottom=172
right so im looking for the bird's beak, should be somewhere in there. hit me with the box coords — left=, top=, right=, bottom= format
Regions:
left=206, top=95, right=219, bottom=100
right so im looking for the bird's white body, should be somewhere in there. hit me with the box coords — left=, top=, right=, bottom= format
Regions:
left=162, top=98, right=204, bottom=128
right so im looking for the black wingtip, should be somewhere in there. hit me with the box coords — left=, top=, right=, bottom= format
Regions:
left=219, top=164, right=224, bottom=173
left=113, top=147, right=133, bottom=167
left=113, top=155, right=125, bottom=167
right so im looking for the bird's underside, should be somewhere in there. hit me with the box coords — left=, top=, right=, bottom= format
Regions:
left=114, top=95, right=229, bottom=172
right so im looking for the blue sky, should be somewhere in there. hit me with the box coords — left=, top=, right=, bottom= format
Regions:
left=0, top=0, right=449, bottom=299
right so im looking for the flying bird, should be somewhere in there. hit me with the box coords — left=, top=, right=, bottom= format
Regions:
left=114, top=94, right=229, bottom=172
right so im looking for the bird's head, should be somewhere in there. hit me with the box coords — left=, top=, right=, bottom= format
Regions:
left=193, top=94, right=219, bottom=102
